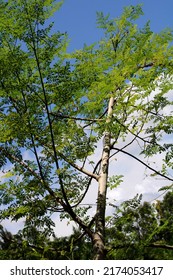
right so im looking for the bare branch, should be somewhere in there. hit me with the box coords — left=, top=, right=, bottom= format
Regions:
left=50, top=112, right=104, bottom=123
left=112, top=146, right=173, bottom=182
left=148, top=243, right=173, bottom=250
left=58, top=152, right=99, bottom=181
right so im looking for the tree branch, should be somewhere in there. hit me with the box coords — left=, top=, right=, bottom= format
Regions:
left=107, top=242, right=173, bottom=253
left=50, top=112, right=104, bottom=123
left=24, top=7, right=88, bottom=233
left=58, top=152, right=99, bottom=181
left=148, top=243, right=173, bottom=250
left=112, top=147, right=173, bottom=182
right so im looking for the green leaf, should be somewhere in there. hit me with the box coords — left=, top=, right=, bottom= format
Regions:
left=108, top=175, right=124, bottom=190
left=1, top=171, right=14, bottom=179
left=159, top=185, right=173, bottom=192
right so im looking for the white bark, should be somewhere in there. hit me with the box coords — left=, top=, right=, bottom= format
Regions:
left=93, top=96, right=114, bottom=259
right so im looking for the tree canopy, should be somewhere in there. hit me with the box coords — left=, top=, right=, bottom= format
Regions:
left=1, top=191, right=173, bottom=260
left=0, top=0, right=173, bottom=259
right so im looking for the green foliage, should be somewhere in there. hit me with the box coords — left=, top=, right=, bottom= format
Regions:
left=106, top=192, right=173, bottom=260
left=0, top=1, right=173, bottom=259
left=1, top=192, right=173, bottom=260
left=108, top=175, right=124, bottom=190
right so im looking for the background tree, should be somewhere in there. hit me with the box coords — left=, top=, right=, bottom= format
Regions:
left=106, top=192, right=173, bottom=259
left=0, top=1, right=173, bottom=259
left=1, top=192, right=173, bottom=260
left=0, top=225, right=44, bottom=259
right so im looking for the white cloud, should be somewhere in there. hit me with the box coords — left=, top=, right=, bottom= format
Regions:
left=51, top=214, right=77, bottom=237
left=1, top=218, right=25, bottom=234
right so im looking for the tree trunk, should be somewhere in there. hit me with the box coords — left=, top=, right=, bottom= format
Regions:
left=93, top=97, right=114, bottom=260
left=92, top=232, right=106, bottom=260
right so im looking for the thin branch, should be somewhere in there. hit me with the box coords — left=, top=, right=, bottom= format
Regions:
left=112, top=147, right=173, bottom=182
left=83, top=108, right=108, bottom=129
left=107, top=242, right=173, bottom=252
left=1, top=146, right=64, bottom=203
left=110, top=136, right=137, bottom=159
left=50, top=112, right=104, bottom=123
left=148, top=243, right=173, bottom=250
left=110, top=110, right=148, bottom=157
left=58, top=152, right=99, bottom=181
left=19, top=82, right=49, bottom=189
left=23, top=5, right=94, bottom=238
left=73, top=214, right=97, bottom=243
left=112, top=114, right=153, bottom=145
left=72, top=158, right=102, bottom=208
left=25, top=7, right=72, bottom=209
left=138, top=62, right=154, bottom=69
left=0, top=146, right=40, bottom=179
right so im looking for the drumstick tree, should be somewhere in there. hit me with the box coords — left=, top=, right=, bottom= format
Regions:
left=0, top=1, right=173, bottom=259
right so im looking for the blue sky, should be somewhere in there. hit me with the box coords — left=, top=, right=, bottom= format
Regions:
left=53, top=0, right=173, bottom=51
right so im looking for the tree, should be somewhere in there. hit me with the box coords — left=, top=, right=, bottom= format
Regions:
left=0, top=224, right=53, bottom=259
left=105, top=191, right=173, bottom=260
left=0, top=1, right=173, bottom=259
left=1, top=192, right=173, bottom=260
left=0, top=224, right=92, bottom=260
